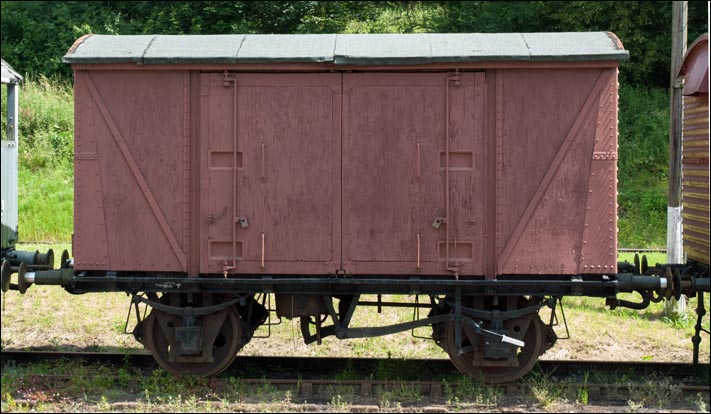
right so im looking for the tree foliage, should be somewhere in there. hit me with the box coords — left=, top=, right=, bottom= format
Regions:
left=1, top=1, right=707, bottom=85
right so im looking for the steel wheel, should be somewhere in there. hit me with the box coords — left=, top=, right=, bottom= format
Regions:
left=441, top=313, right=544, bottom=383
left=145, top=306, right=241, bottom=376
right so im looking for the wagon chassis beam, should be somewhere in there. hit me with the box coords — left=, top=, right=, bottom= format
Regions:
left=74, top=274, right=622, bottom=296
left=20, top=268, right=684, bottom=298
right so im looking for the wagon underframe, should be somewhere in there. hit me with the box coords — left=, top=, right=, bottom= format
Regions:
left=59, top=271, right=627, bottom=297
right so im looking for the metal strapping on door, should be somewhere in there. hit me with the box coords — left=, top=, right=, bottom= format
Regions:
left=445, top=71, right=461, bottom=275
left=416, top=232, right=421, bottom=269
left=224, top=72, right=238, bottom=273
left=416, top=142, right=421, bottom=271
left=261, top=142, right=266, bottom=181
left=416, top=142, right=421, bottom=179
left=260, top=141, right=266, bottom=269
left=261, top=232, right=265, bottom=269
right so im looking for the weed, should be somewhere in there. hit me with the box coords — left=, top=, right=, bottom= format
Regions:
left=626, top=399, right=644, bottom=412
left=140, top=369, right=184, bottom=398
left=374, top=357, right=428, bottom=381
left=251, top=377, right=279, bottom=402
left=113, top=318, right=127, bottom=334
left=183, top=394, right=199, bottom=411
left=116, top=367, right=132, bottom=388
left=282, top=389, right=293, bottom=404
left=577, top=371, right=589, bottom=405
left=687, top=392, right=708, bottom=413
left=325, top=385, right=355, bottom=406
left=334, top=359, right=359, bottom=380
left=627, top=373, right=682, bottom=408
left=662, top=314, right=693, bottom=329
left=527, top=369, right=568, bottom=407
left=444, top=375, right=501, bottom=406
left=1, top=392, right=18, bottom=412
left=374, top=357, right=401, bottom=380
left=95, top=395, right=111, bottom=412
left=377, top=382, right=423, bottom=406
left=329, top=393, right=350, bottom=409
left=142, top=389, right=152, bottom=407
left=222, top=377, right=248, bottom=402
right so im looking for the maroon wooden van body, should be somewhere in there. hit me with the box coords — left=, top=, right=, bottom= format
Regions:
left=69, top=35, right=622, bottom=279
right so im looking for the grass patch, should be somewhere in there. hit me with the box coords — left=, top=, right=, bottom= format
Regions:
left=527, top=370, right=570, bottom=407
left=376, top=382, right=424, bottom=407
left=627, top=373, right=683, bottom=409
left=443, top=375, right=501, bottom=406
left=17, top=166, right=73, bottom=243
left=324, top=385, right=356, bottom=406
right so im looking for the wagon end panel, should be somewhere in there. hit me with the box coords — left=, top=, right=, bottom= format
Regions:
left=342, top=72, right=487, bottom=275
left=73, top=70, right=189, bottom=272
left=497, top=68, right=618, bottom=275
left=200, top=73, right=341, bottom=275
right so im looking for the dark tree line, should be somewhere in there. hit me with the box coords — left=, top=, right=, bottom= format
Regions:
left=1, top=1, right=708, bottom=86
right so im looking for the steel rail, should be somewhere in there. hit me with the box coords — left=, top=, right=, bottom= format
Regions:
left=2, top=350, right=708, bottom=383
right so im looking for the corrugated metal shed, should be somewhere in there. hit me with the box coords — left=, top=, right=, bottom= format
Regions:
left=63, top=32, right=629, bottom=65
left=1, top=59, right=23, bottom=84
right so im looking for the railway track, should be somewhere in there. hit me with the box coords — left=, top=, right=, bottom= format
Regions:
left=1, top=350, right=708, bottom=380
left=2, top=350, right=709, bottom=405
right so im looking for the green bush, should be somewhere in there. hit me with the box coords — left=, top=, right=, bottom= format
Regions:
left=617, top=84, right=670, bottom=247
left=17, top=77, right=74, bottom=171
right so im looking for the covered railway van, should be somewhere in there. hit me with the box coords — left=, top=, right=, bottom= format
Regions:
left=2, top=33, right=709, bottom=381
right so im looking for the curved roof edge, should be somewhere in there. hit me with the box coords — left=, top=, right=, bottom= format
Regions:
left=678, top=34, right=708, bottom=96
left=63, top=32, right=630, bottom=65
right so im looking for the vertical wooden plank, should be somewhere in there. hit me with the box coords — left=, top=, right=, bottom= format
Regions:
left=495, top=70, right=504, bottom=274
left=199, top=73, right=211, bottom=274
left=486, top=69, right=497, bottom=279
left=188, top=71, right=201, bottom=276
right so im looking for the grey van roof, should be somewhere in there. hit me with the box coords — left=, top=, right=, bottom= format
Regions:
left=63, top=32, right=629, bottom=65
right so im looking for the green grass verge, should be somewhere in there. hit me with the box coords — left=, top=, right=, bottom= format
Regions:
left=17, top=167, right=73, bottom=243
